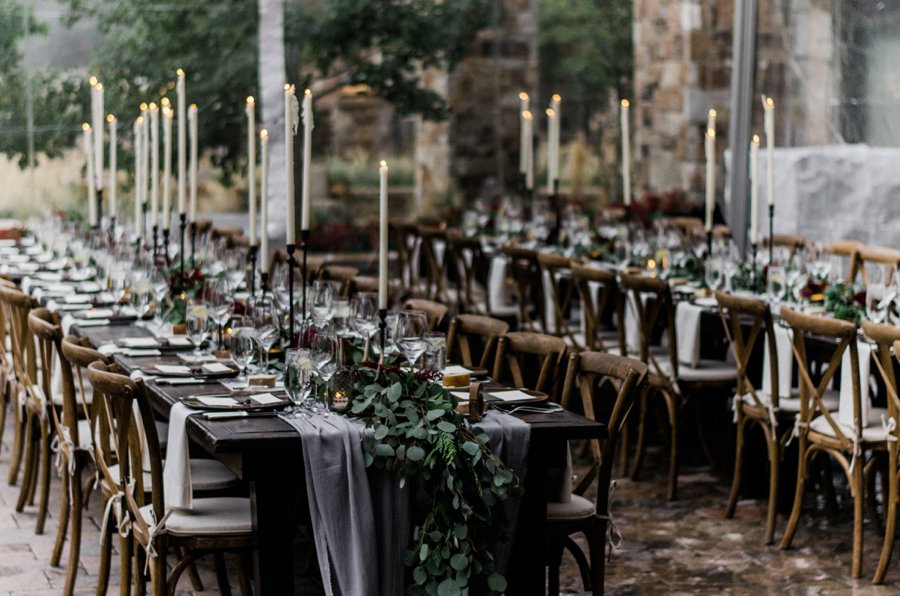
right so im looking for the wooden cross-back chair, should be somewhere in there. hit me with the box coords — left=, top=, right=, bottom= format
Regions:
left=29, top=309, right=95, bottom=595
left=619, top=273, right=735, bottom=500
left=0, top=278, right=17, bottom=463
left=86, top=362, right=254, bottom=596
left=492, top=332, right=567, bottom=400
left=390, top=221, right=421, bottom=290
left=417, top=226, right=449, bottom=303
left=548, top=351, right=647, bottom=595
left=854, top=245, right=900, bottom=286
left=861, top=323, right=900, bottom=584
left=571, top=264, right=624, bottom=354
left=0, top=285, right=51, bottom=528
left=764, top=234, right=806, bottom=259
left=500, top=245, right=545, bottom=332
left=715, top=292, right=786, bottom=544
left=445, top=314, right=508, bottom=371
left=537, top=252, right=579, bottom=344
left=401, top=298, right=449, bottom=332
left=445, top=232, right=490, bottom=315
left=823, top=239, right=863, bottom=283
left=778, top=308, right=888, bottom=579
left=318, top=264, right=360, bottom=298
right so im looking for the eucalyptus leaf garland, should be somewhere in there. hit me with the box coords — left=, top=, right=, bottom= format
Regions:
left=350, top=361, right=520, bottom=595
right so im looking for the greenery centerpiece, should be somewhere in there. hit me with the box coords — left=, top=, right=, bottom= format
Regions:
left=349, top=361, right=519, bottom=595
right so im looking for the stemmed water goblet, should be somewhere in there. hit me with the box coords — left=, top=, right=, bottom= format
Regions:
left=394, top=310, right=428, bottom=369
left=284, top=348, right=313, bottom=417
left=351, top=291, right=379, bottom=357
left=310, top=332, right=338, bottom=412
left=230, top=317, right=257, bottom=382
left=309, top=280, right=334, bottom=325
left=185, top=302, right=210, bottom=358
left=248, top=295, right=280, bottom=373
left=207, top=277, right=233, bottom=350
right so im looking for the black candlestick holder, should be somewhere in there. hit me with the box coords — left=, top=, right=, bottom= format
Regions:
left=300, top=229, right=310, bottom=321
left=142, top=201, right=148, bottom=243
left=260, top=271, right=269, bottom=296
left=108, top=216, right=116, bottom=246
left=768, top=203, right=775, bottom=266
left=286, top=243, right=297, bottom=347
left=751, top=242, right=759, bottom=288
left=162, top=227, right=170, bottom=264
left=95, top=188, right=103, bottom=231
left=378, top=307, right=387, bottom=365
left=247, top=244, right=258, bottom=296
left=190, top=221, right=197, bottom=268
left=706, top=230, right=713, bottom=259
left=178, top=213, right=186, bottom=284
left=152, top=224, right=159, bottom=260
left=548, top=178, right=561, bottom=246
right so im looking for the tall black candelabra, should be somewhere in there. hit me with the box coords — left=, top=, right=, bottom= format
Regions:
left=751, top=241, right=759, bottom=288
left=548, top=178, right=561, bottom=246
left=378, top=307, right=387, bottom=365
left=152, top=225, right=159, bottom=260
left=247, top=244, right=258, bottom=296
left=190, top=221, right=197, bottom=268
left=142, top=202, right=149, bottom=244
left=162, top=227, right=170, bottom=264
left=706, top=230, right=713, bottom=259
left=300, top=229, right=310, bottom=321
left=260, top=271, right=269, bottom=295
left=768, top=203, right=775, bottom=265
left=178, top=213, right=186, bottom=287
left=95, top=189, right=103, bottom=231
left=108, top=216, right=116, bottom=245
left=286, top=243, right=297, bottom=347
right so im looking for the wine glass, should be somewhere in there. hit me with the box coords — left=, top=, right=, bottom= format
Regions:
left=331, top=298, right=352, bottom=337
left=207, top=277, right=234, bottom=350
left=185, top=303, right=210, bottom=358
left=395, top=310, right=428, bottom=369
left=230, top=320, right=257, bottom=382
left=309, top=280, right=334, bottom=324
left=351, top=292, right=379, bottom=357
left=248, top=295, right=280, bottom=373
left=705, top=257, right=724, bottom=292
left=310, top=332, right=338, bottom=412
left=131, top=276, right=153, bottom=321
left=284, top=348, right=313, bottom=417
left=766, top=265, right=786, bottom=303
left=148, top=268, right=169, bottom=332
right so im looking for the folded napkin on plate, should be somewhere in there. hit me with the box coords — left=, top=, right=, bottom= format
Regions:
left=165, top=336, right=193, bottom=348
left=118, top=337, right=159, bottom=348
left=61, top=316, right=110, bottom=335
left=675, top=301, right=703, bottom=368
left=489, top=389, right=534, bottom=402
left=839, top=341, right=873, bottom=428
left=201, top=362, right=232, bottom=374
left=79, top=308, right=115, bottom=319
left=163, top=403, right=194, bottom=509
left=762, top=324, right=794, bottom=400
left=442, top=365, right=472, bottom=376
left=62, top=294, right=92, bottom=304
left=155, top=364, right=192, bottom=375
left=76, top=281, right=103, bottom=293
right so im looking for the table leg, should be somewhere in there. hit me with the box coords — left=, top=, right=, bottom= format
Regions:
left=508, top=441, right=552, bottom=595
left=250, top=468, right=302, bottom=594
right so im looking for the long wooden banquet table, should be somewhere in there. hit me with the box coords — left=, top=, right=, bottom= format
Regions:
left=72, top=321, right=606, bottom=594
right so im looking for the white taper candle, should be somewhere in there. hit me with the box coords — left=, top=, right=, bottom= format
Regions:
left=149, top=103, right=159, bottom=228
left=176, top=69, right=186, bottom=214
left=379, top=160, right=389, bottom=310
left=107, top=114, right=117, bottom=218
left=284, top=85, right=298, bottom=244
left=301, top=89, right=313, bottom=231
left=83, top=123, right=96, bottom=226
left=750, top=134, right=760, bottom=244
left=247, top=96, right=257, bottom=245
left=620, top=99, right=631, bottom=206
left=260, top=130, right=269, bottom=272
left=162, top=104, right=172, bottom=230
left=189, top=103, right=198, bottom=222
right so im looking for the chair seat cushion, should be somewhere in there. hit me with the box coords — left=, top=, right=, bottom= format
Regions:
left=547, top=494, right=595, bottom=521
left=656, top=358, right=737, bottom=383
left=108, top=458, right=238, bottom=492
left=52, top=383, right=93, bottom=407
left=139, top=497, right=252, bottom=536
left=809, top=407, right=890, bottom=444
left=740, top=388, right=840, bottom=414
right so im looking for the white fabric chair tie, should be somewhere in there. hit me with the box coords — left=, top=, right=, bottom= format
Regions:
left=848, top=430, right=863, bottom=475
left=99, top=491, right=132, bottom=541
left=785, top=414, right=808, bottom=447
left=143, top=506, right=174, bottom=574
left=882, top=414, right=898, bottom=443
left=731, top=394, right=740, bottom=424
left=50, top=427, right=76, bottom=477
left=598, top=480, right=623, bottom=561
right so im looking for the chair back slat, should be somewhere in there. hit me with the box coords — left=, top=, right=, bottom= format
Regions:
left=500, top=245, right=545, bottom=332
left=537, top=253, right=578, bottom=342
left=619, top=273, right=677, bottom=377
left=572, top=264, right=622, bottom=353
left=715, top=292, right=778, bottom=407
left=493, top=331, right=566, bottom=400
left=402, top=299, right=449, bottom=332
left=446, top=314, right=508, bottom=370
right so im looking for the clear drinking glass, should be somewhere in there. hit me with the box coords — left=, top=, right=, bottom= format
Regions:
left=705, top=257, right=724, bottom=291
left=310, top=332, right=338, bottom=412
left=248, top=295, right=280, bottom=373
left=331, top=298, right=351, bottom=337
left=766, top=265, right=786, bottom=303
left=423, top=331, right=447, bottom=371
left=230, top=323, right=258, bottom=381
left=395, top=310, right=428, bottom=368
left=207, top=277, right=234, bottom=350
left=284, top=348, right=313, bottom=417
left=185, top=303, right=210, bottom=357
left=309, top=280, right=334, bottom=324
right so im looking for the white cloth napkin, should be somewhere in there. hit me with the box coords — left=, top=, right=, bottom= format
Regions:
left=839, top=341, right=873, bottom=428
left=624, top=293, right=644, bottom=356
left=762, top=324, right=793, bottom=400
left=163, top=403, right=193, bottom=510
left=675, top=301, right=703, bottom=368
left=487, top=255, right=515, bottom=315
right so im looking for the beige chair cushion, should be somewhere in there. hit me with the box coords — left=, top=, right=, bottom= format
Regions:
left=547, top=494, right=595, bottom=521
left=108, top=458, right=238, bottom=492
left=741, top=388, right=840, bottom=414
left=655, top=357, right=737, bottom=383
left=809, top=407, right=891, bottom=444
left=139, top=496, right=252, bottom=536
left=52, top=383, right=93, bottom=407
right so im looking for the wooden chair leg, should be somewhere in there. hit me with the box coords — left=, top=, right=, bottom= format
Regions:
left=64, top=468, right=84, bottom=595
left=7, top=391, right=24, bottom=485
left=214, top=551, right=233, bottom=596
left=763, top=425, right=780, bottom=546
left=662, top=389, right=680, bottom=501
left=587, top=521, right=607, bottom=596
left=150, top=538, right=167, bottom=596
left=119, top=535, right=133, bottom=596
left=35, top=419, right=53, bottom=534
left=0, top=383, right=7, bottom=454
left=780, top=441, right=809, bottom=550
left=546, top=540, right=564, bottom=596
left=563, top=536, right=591, bottom=590
left=180, top=546, right=204, bottom=591
left=135, top=545, right=147, bottom=596
left=96, top=504, right=113, bottom=596
left=875, top=471, right=898, bottom=584
left=725, top=414, right=747, bottom=519
left=692, top=400, right=715, bottom=467
left=628, top=388, right=650, bottom=481
left=820, top=454, right=839, bottom=517
left=51, top=470, right=70, bottom=566
left=619, top=418, right=630, bottom=477
left=15, top=414, right=36, bottom=511
left=852, top=459, right=865, bottom=579
left=236, top=551, right=254, bottom=596
left=167, top=551, right=203, bottom=596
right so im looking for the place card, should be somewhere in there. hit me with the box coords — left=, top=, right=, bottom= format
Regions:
left=80, top=308, right=115, bottom=319
left=155, top=364, right=191, bottom=375
left=202, top=362, right=232, bottom=374
left=195, top=396, right=239, bottom=407
left=443, top=365, right=472, bottom=376
left=488, top=390, right=535, bottom=402
left=166, top=336, right=193, bottom=347
left=250, top=393, right=282, bottom=405
left=62, top=294, right=91, bottom=304
left=119, top=337, right=159, bottom=348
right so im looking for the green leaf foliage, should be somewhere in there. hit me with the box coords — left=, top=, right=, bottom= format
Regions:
left=350, top=359, right=521, bottom=594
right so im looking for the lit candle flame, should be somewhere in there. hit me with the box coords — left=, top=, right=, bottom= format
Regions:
left=621, top=99, right=630, bottom=108
left=88, top=76, right=98, bottom=87
left=161, top=97, right=171, bottom=108
left=709, top=108, right=717, bottom=118
left=176, top=68, right=184, bottom=78
left=260, top=129, right=268, bottom=140
left=304, top=88, right=311, bottom=96
left=552, top=93, right=561, bottom=102
left=522, top=110, right=532, bottom=120
left=139, top=102, right=148, bottom=111
left=707, top=128, right=716, bottom=139
left=519, top=91, right=528, bottom=101
left=752, top=134, right=760, bottom=144
left=148, top=102, right=157, bottom=111
left=246, top=96, right=254, bottom=105
left=106, top=114, right=115, bottom=123
left=82, top=123, right=91, bottom=132
left=546, top=108, right=554, bottom=118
